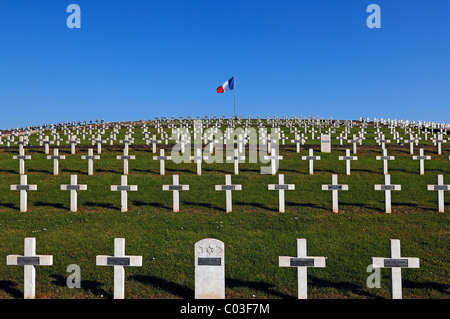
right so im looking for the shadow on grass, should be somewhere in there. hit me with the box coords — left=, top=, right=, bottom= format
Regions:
left=83, top=201, right=116, bottom=210
left=308, top=276, right=382, bottom=299
left=234, top=201, right=278, bottom=212
left=0, top=203, right=18, bottom=210
left=133, top=168, right=158, bottom=174
left=182, top=201, right=223, bottom=211
left=226, top=278, right=295, bottom=299
left=403, top=279, right=450, bottom=296
left=286, top=201, right=325, bottom=210
left=0, top=169, right=18, bottom=174
left=50, top=274, right=113, bottom=299
left=132, top=200, right=171, bottom=210
left=166, top=168, right=194, bottom=174
left=34, top=201, right=66, bottom=209
left=203, top=167, right=229, bottom=174
left=129, top=275, right=193, bottom=298
left=28, top=168, right=51, bottom=174
left=97, top=168, right=121, bottom=174
left=0, top=280, right=23, bottom=298
left=62, top=169, right=83, bottom=174
left=340, top=202, right=384, bottom=213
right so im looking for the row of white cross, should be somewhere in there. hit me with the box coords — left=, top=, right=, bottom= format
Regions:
left=10, top=173, right=450, bottom=213
left=6, top=237, right=419, bottom=299
left=11, top=146, right=448, bottom=177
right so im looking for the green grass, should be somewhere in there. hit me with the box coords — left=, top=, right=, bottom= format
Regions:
left=0, top=125, right=448, bottom=299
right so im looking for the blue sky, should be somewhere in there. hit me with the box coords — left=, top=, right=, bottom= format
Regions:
left=0, top=1, right=449, bottom=129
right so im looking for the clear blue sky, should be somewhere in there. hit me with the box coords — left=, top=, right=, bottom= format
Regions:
left=1, top=1, right=449, bottom=129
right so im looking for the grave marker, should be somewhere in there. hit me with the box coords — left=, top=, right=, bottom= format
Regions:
left=338, top=149, right=358, bottom=175
left=371, top=239, right=420, bottom=299
left=195, top=238, right=225, bottom=299
left=301, top=149, right=321, bottom=175
left=376, top=149, right=395, bottom=175
left=215, top=174, right=242, bottom=212
left=111, top=175, right=138, bottom=212
left=81, top=148, right=100, bottom=175
left=268, top=174, right=295, bottom=213
left=321, top=174, right=348, bottom=213
left=278, top=239, right=326, bottom=299
left=116, top=147, right=135, bottom=175
left=13, top=148, right=31, bottom=175
left=162, top=175, right=189, bottom=212
left=374, top=174, right=401, bottom=213
left=427, top=175, right=449, bottom=213
left=153, top=149, right=172, bottom=175
left=60, top=175, right=87, bottom=212
left=6, top=237, right=53, bottom=299
left=412, top=148, right=431, bottom=175
left=96, top=238, right=142, bottom=299
left=10, top=175, right=37, bottom=212
left=47, top=148, right=65, bottom=175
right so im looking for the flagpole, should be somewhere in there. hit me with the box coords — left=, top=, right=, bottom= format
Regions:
left=234, top=74, right=236, bottom=119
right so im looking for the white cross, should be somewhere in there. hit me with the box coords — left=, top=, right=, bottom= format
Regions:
left=119, top=134, right=134, bottom=153
left=226, top=149, right=245, bottom=175
left=412, top=148, right=431, bottom=175
left=66, top=135, right=80, bottom=154
left=13, top=148, right=31, bottom=175
left=42, top=136, right=54, bottom=154
left=153, top=149, right=172, bottom=175
left=321, top=174, right=348, bottom=213
left=92, top=134, right=106, bottom=154
left=301, top=149, right=321, bottom=175
left=263, top=148, right=283, bottom=175
left=47, top=148, right=66, bottom=175
left=6, top=237, right=53, bottom=299
left=60, top=175, right=87, bottom=212
left=81, top=148, right=100, bottom=175
left=338, top=149, right=358, bottom=175
left=10, top=175, right=37, bottom=212
left=96, top=238, right=142, bottom=299
left=427, top=174, right=449, bottom=213
left=215, top=174, right=242, bottom=212
left=371, top=239, right=420, bottom=299
left=190, top=148, right=209, bottom=175
left=162, top=175, right=189, bottom=212
left=347, top=134, right=361, bottom=154
left=268, top=174, right=295, bottom=212
left=116, top=147, right=135, bottom=175
left=149, top=134, right=161, bottom=153
left=278, top=239, right=326, bottom=299
left=376, top=134, right=390, bottom=149
left=291, top=133, right=307, bottom=153
left=111, top=175, right=138, bottom=212
left=376, top=149, right=395, bottom=175
left=374, top=174, right=401, bottom=213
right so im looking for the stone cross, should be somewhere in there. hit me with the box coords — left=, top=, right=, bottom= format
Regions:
left=195, top=238, right=225, bottom=299
left=190, top=148, right=209, bottom=175
left=149, top=134, right=161, bottom=153
left=268, top=174, right=295, bottom=212
left=278, top=239, right=326, bottom=299
left=92, top=134, right=106, bottom=154
left=119, top=134, right=134, bottom=153
left=404, top=134, right=417, bottom=155
left=116, top=147, right=135, bottom=175
left=376, top=134, right=390, bottom=149
left=60, top=175, right=87, bottom=212
left=374, top=174, right=401, bottom=213
left=376, top=149, right=395, bottom=175
left=13, top=148, right=31, bottom=175
left=263, top=148, right=283, bottom=175
left=6, top=237, right=53, bottom=299
left=291, top=133, right=307, bottom=153
left=215, top=174, right=242, bottom=212
left=301, top=149, right=321, bottom=175
left=371, top=239, right=420, bottom=299
left=96, top=238, right=142, bottom=299
left=67, top=135, right=80, bottom=154
left=347, top=134, right=361, bottom=154
left=10, top=175, right=37, bottom=212
left=47, top=148, right=66, bottom=175
left=111, top=175, right=138, bottom=212
left=153, top=149, right=172, bottom=175
left=321, top=174, right=348, bottom=213
left=432, top=133, right=446, bottom=155
left=162, top=175, right=189, bottom=212
left=338, top=149, right=358, bottom=175
left=412, top=148, right=431, bottom=175
left=226, top=149, right=245, bottom=175
left=320, top=133, right=331, bottom=153
left=42, top=136, right=54, bottom=154
left=427, top=174, right=449, bottom=213
left=81, top=148, right=100, bottom=175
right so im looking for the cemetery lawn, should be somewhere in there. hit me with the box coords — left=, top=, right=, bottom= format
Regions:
left=0, top=130, right=448, bottom=299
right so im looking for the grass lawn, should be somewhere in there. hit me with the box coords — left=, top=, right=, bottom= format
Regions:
left=0, top=124, right=448, bottom=299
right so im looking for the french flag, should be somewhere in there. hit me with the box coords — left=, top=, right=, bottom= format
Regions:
left=216, top=76, right=234, bottom=93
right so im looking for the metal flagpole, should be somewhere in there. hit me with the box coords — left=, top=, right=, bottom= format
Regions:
left=234, top=74, right=236, bottom=119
